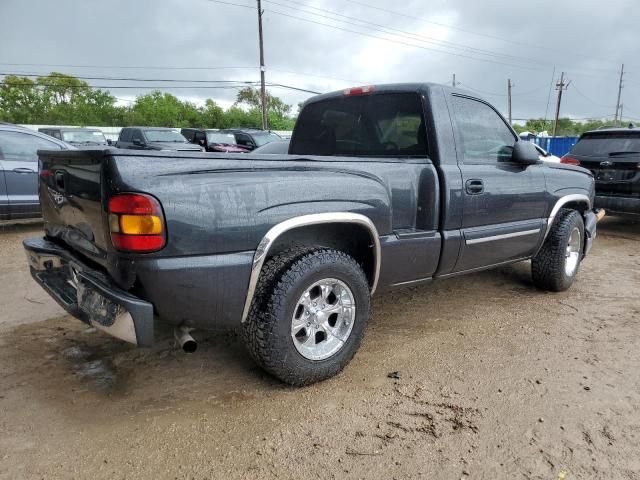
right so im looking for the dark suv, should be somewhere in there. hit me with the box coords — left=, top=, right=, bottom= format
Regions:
left=181, top=128, right=249, bottom=153
left=38, top=127, right=109, bottom=146
left=219, top=128, right=282, bottom=151
left=563, top=125, right=640, bottom=215
left=115, top=127, right=203, bottom=152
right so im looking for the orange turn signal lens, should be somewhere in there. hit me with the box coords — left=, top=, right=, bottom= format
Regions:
left=119, top=214, right=163, bottom=235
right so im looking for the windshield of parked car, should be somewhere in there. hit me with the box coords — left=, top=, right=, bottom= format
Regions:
left=143, top=129, right=188, bottom=143
left=206, top=132, right=238, bottom=144
left=572, top=132, right=640, bottom=157
left=290, top=93, right=427, bottom=157
left=252, top=132, right=282, bottom=146
left=62, top=130, right=107, bottom=144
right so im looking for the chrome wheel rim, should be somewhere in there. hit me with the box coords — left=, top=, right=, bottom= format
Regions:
left=291, top=278, right=356, bottom=361
left=565, top=227, right=581, bottom=277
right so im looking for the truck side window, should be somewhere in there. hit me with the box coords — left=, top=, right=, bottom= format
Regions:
left=451, top=96, right=515, bottom=164
left=119, top=129, right=132, bottom=142
left=132, top=130, right=144, bottom=143
left=235, top=134, right=253, bottom=147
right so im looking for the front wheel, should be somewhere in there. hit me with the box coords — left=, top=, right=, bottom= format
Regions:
left=532, top=209, right=585, bottom=292
left=243, top=249, right=371, bottom=386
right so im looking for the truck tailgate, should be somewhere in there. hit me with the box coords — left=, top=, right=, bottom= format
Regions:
left=38, top=149, right=110, bottom=266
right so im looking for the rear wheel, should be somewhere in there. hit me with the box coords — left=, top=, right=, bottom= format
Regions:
left=532, top=209, right=584, bottom=291
left=243, top=249, right=370, bottom=386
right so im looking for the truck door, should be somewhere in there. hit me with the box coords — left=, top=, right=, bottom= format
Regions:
left=449, top=95, right=547, bottom=272
left=0, top=130, right=62, bottom=219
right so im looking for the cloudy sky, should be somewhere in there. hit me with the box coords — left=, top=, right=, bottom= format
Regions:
left=1, top=0, right=638, bottom=123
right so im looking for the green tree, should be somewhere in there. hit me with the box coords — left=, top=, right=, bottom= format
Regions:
left=128, top=91, right=202, bottom=127
left=199, top=99, right=224, bottom=128
left=0, top=75, right=45, bottom=124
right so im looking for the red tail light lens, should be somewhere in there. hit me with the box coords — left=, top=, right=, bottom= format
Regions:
left=108, top=193, right=166, bottom=252
left=560, top=155, right=580, bottom=166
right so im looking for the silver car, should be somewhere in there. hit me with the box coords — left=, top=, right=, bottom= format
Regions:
left=0, top=124, right=73, bottom=220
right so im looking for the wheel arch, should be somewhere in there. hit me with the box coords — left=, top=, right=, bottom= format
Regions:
left=241, top=213, right=381, bottom=323
left=543, top=193, right=591, bottom=242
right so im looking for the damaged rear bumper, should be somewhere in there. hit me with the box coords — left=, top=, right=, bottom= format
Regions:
left=23, top=237, right=154, bottom=346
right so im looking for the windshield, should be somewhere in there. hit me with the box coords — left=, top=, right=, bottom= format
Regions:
left=61, top=130, right=107, bottom=144
left=572, top=132, right=640, bottom=157
left=143, top=129, right=188, bottom=143
left=290, top=93, right=427, bottom=156
left=253, top=132, right=282, bottom=146
left=206, top=132, right=238, bottom=144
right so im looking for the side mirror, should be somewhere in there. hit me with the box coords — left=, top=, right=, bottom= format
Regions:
left=512, top=141, right=540, bottom=165
left=132, top=138, right=142, bottom=146
left=106, top=139, right=113, bottom=146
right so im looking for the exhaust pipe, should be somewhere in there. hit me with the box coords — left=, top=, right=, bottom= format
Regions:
left=174, top=326, right=197, bottom=353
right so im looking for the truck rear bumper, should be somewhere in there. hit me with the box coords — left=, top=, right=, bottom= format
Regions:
left=23, top=237, right=154, bottom=347
left=595, top=195, right=640, bottom=215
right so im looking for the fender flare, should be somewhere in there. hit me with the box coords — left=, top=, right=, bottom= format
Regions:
left=241, top=212, right=381, bottom=323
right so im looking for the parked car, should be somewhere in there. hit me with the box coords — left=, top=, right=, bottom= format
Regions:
left=534, top=144, right=561, bottom=163
left=219, top=128, right=282, bottom=151
left=115, top=127, right=203, bottom=152
left=562, top=125, right=639, bottom=215
left=25, top=83, right=602, bottom=386
left=0, top=124, right=72, bottom=220
left=181, top=128, right=249, bottom=153
left=251, top=139, right=290, bottom=154
left=38, top=127, right=109, bottom=146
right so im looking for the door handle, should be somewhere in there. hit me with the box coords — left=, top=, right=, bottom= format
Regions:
left=465, top=179, right=484, bottom=195
left=12, top=167, right=35, bottom=174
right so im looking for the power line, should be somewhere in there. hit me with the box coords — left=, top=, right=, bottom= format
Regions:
left=264, top=0, right=548, bottom=68
left=340, top=0, right=632, bottom=72
left=205, top=0, right=542, bottom=71
left=0, top=78, right=321, bottom=94
left=0, top=63, right=363, bottom=84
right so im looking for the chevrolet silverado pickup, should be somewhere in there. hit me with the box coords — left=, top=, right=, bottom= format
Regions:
left=24, top=83, right=602, bottom=385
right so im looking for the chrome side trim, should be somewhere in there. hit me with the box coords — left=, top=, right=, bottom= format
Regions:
left=465, top=228, right=541, bottom=245
left=543, top=194, right=591, bottom=241
left=241, top=212, right=381, bottom=323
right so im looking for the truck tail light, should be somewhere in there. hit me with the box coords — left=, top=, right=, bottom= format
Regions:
left=560, top=155, right=580, bottom=166
left=343, top=85, right=375, bottom=96
left=108, top=193, right=166, bottom=252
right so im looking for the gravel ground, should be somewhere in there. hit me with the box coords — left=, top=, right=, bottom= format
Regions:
left=0, top=217, right=638, bottom=480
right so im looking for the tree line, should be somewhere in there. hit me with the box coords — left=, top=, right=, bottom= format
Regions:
left=0, top=72, right=297, bottom=130
left=1, top=72, right=623, bottom=136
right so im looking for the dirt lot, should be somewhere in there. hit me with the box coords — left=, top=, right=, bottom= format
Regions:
left=0, top=218, right=639, bottom=480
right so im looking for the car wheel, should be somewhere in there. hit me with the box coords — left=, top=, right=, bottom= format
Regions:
left=243, top=249, right=370, bottom=386
left=532, top=209, right=585, bottom=292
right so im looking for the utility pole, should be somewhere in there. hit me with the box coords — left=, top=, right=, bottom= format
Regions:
left=452, top=74, right=457, bottom=88
left=507, top=79, right=513, bottom=125
left=614, top=63, right=624, bottom=126
left=553, top=72, right=570, bottom=137
left=256, top=0, right=268, bottom=130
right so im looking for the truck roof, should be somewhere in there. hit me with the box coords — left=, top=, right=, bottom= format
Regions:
left=303, top=82, right=473, bottom=106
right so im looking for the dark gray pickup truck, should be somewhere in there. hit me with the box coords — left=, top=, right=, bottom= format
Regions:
left=24, top=83, right=602, bottom=385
